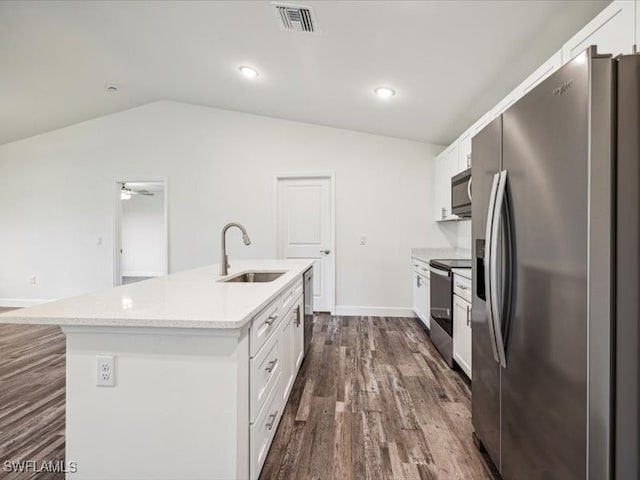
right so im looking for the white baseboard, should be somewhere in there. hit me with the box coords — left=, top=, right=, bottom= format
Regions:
left=0, top=298, right=55, bottom=308
left=333, top=306, right=416, bottom=318
left=121, top=271, right=163, bottom=278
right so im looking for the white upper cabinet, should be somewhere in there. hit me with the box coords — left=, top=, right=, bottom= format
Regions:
left=433, top=143, right=460, bottom=222
left=458, top=112, right=492, bottom=172
left=492, top=88, right=520, bottom=119
left=520, top=50, right=563, bottom=96
left=562, top=0, right=635, bottom=62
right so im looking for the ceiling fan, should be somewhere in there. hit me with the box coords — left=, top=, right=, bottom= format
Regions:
left=120, top=183, right=155, bottom=200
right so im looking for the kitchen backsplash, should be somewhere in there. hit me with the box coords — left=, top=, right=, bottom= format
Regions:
left=456, top=220, right=472, bottom=251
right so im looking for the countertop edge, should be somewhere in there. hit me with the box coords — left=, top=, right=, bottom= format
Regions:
left=0, top=260, right=313, bottom=330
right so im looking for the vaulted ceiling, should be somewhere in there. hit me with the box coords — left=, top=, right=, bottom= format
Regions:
left=0, top=0, right=609, bottom=145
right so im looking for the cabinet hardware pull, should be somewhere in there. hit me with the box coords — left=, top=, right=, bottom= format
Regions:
left=456, top=283, right=469, bottom=290
left=416, top=276, right=421, bottom=288
left=266, top=410, right=279, bottom=430
left=466, top=305, right=471, bottom=326
left=295, top=305, right=301, bottom=326
left=320, top=249, right=330, bottom=254
left=264, top=314, right=278, bottom=326
left=265, top=359, right=278, bottom=373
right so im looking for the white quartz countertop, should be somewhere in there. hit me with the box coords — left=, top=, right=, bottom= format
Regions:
left=452, top=267, right=472, bottom=280
left=0, top=259, right=313, bottom=330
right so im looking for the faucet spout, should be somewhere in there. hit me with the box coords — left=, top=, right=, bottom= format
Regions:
left=220, top=222, right=251, bottom=276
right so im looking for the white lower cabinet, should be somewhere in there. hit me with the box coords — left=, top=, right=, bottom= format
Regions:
left=453, top=273, right=472, bottom=379
left=412, top=259, right=431, bottom=328
left=292, top=302, right=304, bottom=372
left=453, top=274, right=472, bottom=379
left=250, top=372, right=281, bottom=479
left=279, top=296, right=304, bottom=404
left=249, top=279, right=304, bottom=480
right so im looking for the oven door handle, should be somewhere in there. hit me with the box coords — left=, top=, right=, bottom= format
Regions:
left=429, top=266, right=451, bottom=277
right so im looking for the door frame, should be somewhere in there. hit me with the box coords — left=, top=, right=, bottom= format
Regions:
left=274, top=172, right=336, bottom=315
left=113, top=177, right=169, bottom=286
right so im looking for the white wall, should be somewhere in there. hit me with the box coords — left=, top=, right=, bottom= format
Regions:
left=455, top=219, right=472, bottom=253
left=0, top=100, right=451, bottom=312
left=121, top=190, right=165, bottom=277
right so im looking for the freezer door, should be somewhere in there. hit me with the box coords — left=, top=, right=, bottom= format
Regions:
left=471, top=116, right=502, bottom=470
left=615, top=54, right=640, bottom=480
left=499, top=49, right=608, bottom=480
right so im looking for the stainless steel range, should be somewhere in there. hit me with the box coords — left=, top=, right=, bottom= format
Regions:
left=429, top=258, right=471, bottom=367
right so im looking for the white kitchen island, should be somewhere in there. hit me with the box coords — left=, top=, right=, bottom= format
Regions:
left=0, top=259, right=313, bottom=480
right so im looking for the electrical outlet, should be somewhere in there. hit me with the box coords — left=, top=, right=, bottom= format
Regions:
left=359, top=235, right=367, bottom=246
left=96, top=355, right=115, bottom=387
left=29, top=275, right=37, bottom=285
left=96, top=236, right=103, bottom=246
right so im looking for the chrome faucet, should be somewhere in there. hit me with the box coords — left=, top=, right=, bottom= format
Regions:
left=220, top=222, right=251, bottom=276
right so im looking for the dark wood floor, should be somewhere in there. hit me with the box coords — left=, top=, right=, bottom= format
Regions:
left=0, top=310, right=495, bottom=479
left=260, top=314, right=495, bottom=480
left=0, top=307, right=65, bottom=480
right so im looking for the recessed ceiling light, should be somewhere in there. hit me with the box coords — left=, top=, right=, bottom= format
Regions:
left=105, top=84, right=119, bottom=93
left=239, top=66, right=259, bottom=78
left=374, top=86, right=396, bottom=99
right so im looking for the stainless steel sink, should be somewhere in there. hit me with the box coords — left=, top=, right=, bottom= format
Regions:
left=219, top=271, right=286, bottom=283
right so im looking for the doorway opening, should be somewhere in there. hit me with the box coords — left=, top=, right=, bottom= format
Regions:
left=114, top=180, right=168, bottom=286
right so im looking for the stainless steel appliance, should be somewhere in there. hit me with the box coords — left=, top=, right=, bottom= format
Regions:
left=471, top=47, right=640, bottom=479
left=429, top=258, right=471, bottom=367
left=303, top=266, right=314, bottom=354
left=451, top=168, right=472, bottom=217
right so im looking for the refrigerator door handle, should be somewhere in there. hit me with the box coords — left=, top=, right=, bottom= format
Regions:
left=484, top=172, right=501, bottom=364
left=490, top=170, right=508, bottom=368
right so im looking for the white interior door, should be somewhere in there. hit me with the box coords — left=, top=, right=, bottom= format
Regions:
left=277, top=175, right=334, bottom=312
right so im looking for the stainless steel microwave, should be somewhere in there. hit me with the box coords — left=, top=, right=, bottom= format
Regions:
left=451, top=168, right=472, bottom=218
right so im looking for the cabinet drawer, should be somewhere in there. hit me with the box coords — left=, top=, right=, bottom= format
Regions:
left=453, top=275, right=472, bottom=303
left=250, top=297, right=281, bottom=357
left=280, top=278, right=303, bottom=318
left=250, top=374, right=281, bottom=480
left=412, top=259, right=430, bottom=278
left=250, top=329, right=281, bottom=422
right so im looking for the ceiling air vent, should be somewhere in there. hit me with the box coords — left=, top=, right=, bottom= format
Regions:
left=273, top=3, right=318, bottom=33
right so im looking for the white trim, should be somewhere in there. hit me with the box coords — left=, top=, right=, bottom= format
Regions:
left=333, top=306, right=416, bottom=318
left=274, top=171, right=336, bottom=315
left=113, top=177, right=169, bottom=287
left=0, top=298, right=55, bottom=308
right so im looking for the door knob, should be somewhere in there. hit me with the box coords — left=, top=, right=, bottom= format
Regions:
left=320, top=249, right=330, bottom=254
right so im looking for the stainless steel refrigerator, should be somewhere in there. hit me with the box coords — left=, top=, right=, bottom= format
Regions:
left=471, top=47, right=639, bottom=479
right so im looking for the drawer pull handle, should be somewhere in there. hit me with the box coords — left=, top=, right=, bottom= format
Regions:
left=265, top=358, right=278, bottom=373
left=466, top=305, right=471, bottom=326
left=456, top=283, right=469, bottom=290
left=295, top=305, right=301, bottom=326
left=264, top=314, right=278, bottom=326
left=266, top=410, right=279, bottom=430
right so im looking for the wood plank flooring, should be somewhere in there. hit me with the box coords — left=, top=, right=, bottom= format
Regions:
left=0, top=310, right=495, bottom=480
left=260, top=314, right=497, bottom=480
left=0, top=308, right=65, bottom=480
